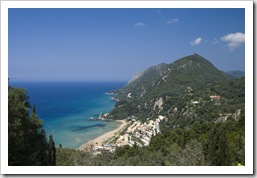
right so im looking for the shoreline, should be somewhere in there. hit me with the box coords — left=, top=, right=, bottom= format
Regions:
left=78, top=119, right=127, bottom=151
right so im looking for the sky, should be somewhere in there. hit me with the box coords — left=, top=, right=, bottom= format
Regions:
left=8, top=8, right=245, bottom=81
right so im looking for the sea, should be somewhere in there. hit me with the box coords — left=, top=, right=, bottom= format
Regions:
left=9, top=81, right=126, bottom=149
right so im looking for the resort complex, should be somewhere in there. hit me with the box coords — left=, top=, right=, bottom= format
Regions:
left=81, top=115, right=165, bottom=155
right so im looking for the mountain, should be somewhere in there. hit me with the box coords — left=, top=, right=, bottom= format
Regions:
left=114, top=53, right=232, bottom=100
left=109, top=53, right=233, bottom=121
left=227, top=70, right=245, bottom=78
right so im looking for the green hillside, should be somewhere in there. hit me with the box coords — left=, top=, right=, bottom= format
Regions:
left=109, top=53, right=232, bottom=121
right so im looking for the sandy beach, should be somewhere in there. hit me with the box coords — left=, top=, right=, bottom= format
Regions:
left=78, top=120, right=127, bottom=151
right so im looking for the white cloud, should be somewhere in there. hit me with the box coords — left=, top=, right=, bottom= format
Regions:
left=190, top=37, right=202, bottom=46
left=167, top=18, right=179, bottom=24
left=134, top=22, right=145, bottom=27
left=220, top=32, right=245, bottom=51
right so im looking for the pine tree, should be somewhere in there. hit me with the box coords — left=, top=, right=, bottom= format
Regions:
left=207, top=124, right=230, bottom=165
left=32, top=104, right=36, bottom=114
left=8, top=86, right=50, bottom=165
left=48, top=134, right=56, bottom=166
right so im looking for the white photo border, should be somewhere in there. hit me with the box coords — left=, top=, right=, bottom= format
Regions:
left=1, top=0, right=253, bottom=175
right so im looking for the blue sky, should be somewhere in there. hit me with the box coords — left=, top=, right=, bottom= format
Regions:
left=8, top=8, right=245, bottom=81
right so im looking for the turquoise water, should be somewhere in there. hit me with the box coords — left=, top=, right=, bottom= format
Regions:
left=9, top=81, right=126, bottom=148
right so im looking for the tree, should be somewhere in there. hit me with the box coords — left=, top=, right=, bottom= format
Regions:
left=207, top=124, right=230, bottom=166
left=8, top=86, right=50, bottom=165
left=48, top=134, right=56, bottom=166
left=32, top=104, right=37, bottom=114
left=8, top=87, right=29, bottom=165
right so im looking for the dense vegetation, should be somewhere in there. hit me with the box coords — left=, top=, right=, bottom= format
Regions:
left=8, top=86, right=56, bottom=166
left=163, top=77, right=245, bottom=128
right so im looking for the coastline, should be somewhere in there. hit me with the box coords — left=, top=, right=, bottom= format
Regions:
left=78, top=120, right=127, bottom=151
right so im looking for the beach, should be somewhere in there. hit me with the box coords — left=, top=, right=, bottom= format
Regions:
left=78, top=120, right=127, bottom=151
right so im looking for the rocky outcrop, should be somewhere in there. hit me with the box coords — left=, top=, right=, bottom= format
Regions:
left=153, top=98, right=163, bottom=110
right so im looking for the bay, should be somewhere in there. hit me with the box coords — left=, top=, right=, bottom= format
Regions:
left=9, top=81, right=126, bottom=149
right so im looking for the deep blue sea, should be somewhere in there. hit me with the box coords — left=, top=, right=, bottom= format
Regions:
left=9, top=81, right=126, bottom=149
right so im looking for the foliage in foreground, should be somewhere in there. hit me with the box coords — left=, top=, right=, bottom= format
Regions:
left=8, top=86, right=56, bottom=166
